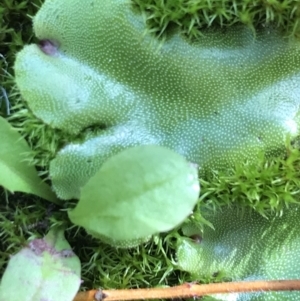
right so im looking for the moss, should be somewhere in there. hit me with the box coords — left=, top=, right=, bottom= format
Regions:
left=0, top=192, right=196, bottom=289
left=132, top=0, right=300, bottom=39
left=0, top=0, right=41, bottom=105
left=0, top=0, right=64, bottom=175
left=186, top=139, right=300, bottom=230
left=2, top=141, right=299, bottom=290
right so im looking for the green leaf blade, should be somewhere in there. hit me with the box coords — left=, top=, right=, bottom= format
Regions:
left=0, top=116, right=58, bottom=203
left=69, top=145, right=200, bottom=245
left=0, top=228, right=81, bottom=301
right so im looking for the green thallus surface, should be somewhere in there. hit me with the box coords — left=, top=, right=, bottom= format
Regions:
left=14, top=0, right=300, bottom=200
left=177, top=206, right=300, bottom=300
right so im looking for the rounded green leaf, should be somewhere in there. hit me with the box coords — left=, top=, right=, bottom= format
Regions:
left=87, top=233, right=152, bottom=249
left=68, top=145, right=200, bottom=244
left=0, top=228, right=81, bottom=301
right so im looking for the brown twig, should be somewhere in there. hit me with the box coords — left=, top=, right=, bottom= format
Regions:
left=74, top=279, right=300, bottom=301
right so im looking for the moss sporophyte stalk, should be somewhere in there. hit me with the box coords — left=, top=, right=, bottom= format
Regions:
left=1, top=0, right=300, bottom=300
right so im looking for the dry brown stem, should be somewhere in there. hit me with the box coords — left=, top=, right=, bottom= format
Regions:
left=74, top=279, right=300, bottom=301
